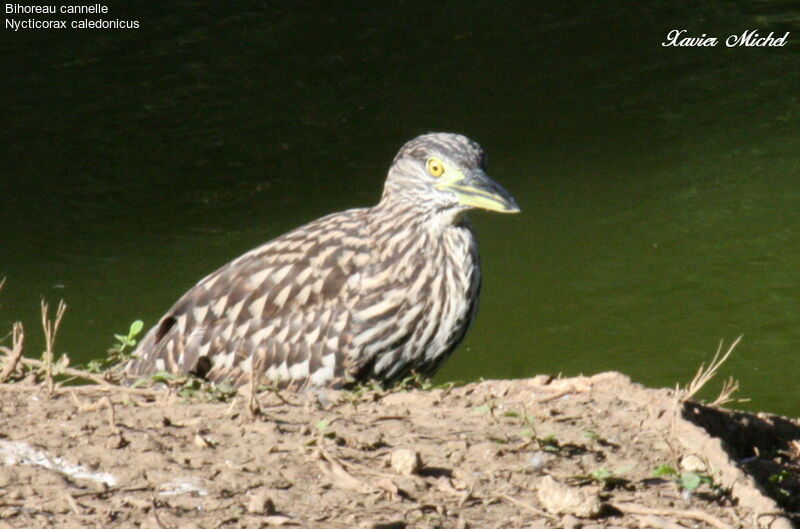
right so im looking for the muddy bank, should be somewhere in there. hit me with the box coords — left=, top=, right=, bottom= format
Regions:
left=0, top=372, right=797, bottom=528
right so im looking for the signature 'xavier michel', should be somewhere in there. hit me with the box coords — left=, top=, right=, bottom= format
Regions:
left=125, top=133, right=519, bottom=389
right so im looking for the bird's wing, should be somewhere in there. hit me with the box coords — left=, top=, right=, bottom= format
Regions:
left=125, top=209, right=396, bottom=388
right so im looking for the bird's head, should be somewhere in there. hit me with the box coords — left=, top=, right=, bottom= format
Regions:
left=382, top=133, right=520, bottom=215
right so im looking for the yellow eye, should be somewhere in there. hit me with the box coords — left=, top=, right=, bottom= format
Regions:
left=426, top=157, right=445, bottom=177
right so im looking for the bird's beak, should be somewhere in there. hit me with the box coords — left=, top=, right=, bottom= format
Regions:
left=436, top=168, right=520, bottom=213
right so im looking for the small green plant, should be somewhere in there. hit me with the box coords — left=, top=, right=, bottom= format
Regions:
left=591, top=467, right=615, bottom=482
left=769, top=469, right=790, bottom=485
left=520, top=414, right=537, bottom=438
left=653, top=464, right=678, bottom=477
left=588, top=465, right=631, bottom=488
left=85, top=320, right=144, bottom=373
left=315, top=418, right=331, bottom=431
left=313, top=417, right=337, bottom=441
left=473, top=403, right=493, bottom=414
left=767, top=469, right=798, bottom=509
left=653, top=464, right=712, bottom=492
left=131, top=371, right=236, bottom=402
left=540, top=434, right=560, bottom=452
left=582, top=430, right=600, bottom=442
left=340, top=379, right=385, bottom=406
left=395, top=371, right=433, bottom=391
left=108, top=320, right=144, bottom=360
left=511, top=413, right=560, bottom=451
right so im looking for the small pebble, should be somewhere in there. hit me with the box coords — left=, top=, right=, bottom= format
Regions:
left=193, top=434, right=213, bottom=449
left=562, top=514, right=582, bottom=529
left=537, top=475, right=601, bottom=518
left=105, top=433, right=128, bottom=450
left=529, top=451, right=550, bottom=471
left=680, top=454, right=706, bottom=473
left=390, top=449, right=422, bottom=476
left=247, top=491, right=276, bottom=515
left=365, top=522, right=406, bottom=529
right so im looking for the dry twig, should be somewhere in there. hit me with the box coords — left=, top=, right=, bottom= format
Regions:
left=498, top=493, right=558, bottom=520
left=0, top=381, right=161, bottom=397
left=315, top=448, right=376, bottom=493
left=0, top=322, right=24, bottom=383
left=69, top=393, right=120, bottom=434
left=17, top=356, right=113, bottom=387
left=248, top=355, right=263, bottom=419
left=680, top=336, right=742, bottom=403
left=709, top=376, right=744, bottom=407
left=631, top=514, right=687, bottom=529
left=41, top=299, right=67, bottom=396
left=614, top=502, right=733, bottom=529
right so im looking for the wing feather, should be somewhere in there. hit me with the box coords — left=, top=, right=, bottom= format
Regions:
left=125, top=209, right=378, bottom=387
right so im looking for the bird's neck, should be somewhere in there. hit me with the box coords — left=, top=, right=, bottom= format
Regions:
left=374, top=194, right=469, bottom=232
left=368, top=197, right=472, bottom=264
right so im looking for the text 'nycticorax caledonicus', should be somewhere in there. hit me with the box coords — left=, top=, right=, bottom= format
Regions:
left=124, top=133, right=519, bottom=389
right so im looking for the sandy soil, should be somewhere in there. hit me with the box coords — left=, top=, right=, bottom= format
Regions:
left=0, top=372, right=797, bottom=529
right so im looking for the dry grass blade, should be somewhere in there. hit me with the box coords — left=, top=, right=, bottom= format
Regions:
left=0, top=382, right=161, bottom=397
left=680, top=335, right=742, bottom=403
left=631, top=513, right=689, bottom=529
left=709, top=376, right=745, bottom=407
left=498, top=493, right=557, bottom=520
left=315, top=449, right=376, bottom=493
left=248, top=354, right=263, bottom=419
left=0, top=322, right=25, bottom=383
left=614, top=502, right=734, bottom=529
left=0, top=279, right=26, bottom=383
left=41, top=299, right=67, bottom=396
left=16, top=356, right=113, bottom=386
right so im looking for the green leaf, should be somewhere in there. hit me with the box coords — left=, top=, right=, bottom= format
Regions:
left=151, top=371, right=175, bottom=383
left=521, top=428, right=536, bottom=439
left=502, top=411, right=520, bottom=418
left=216, top=382, right=235, bottom=395
left=653, top=464, right=677, bottom=477
left=129, top=320, right=144, bottom=338
left=86, top=360, right=103, bottom=373
left=592, top=468, right=614, bottom=481
left=113, top=334, right=127, bottom=342
left=315, top=418, right=330, bottom=431
left=473, top=404, right=491, bottom=414
left=680, top=472, right=702, bottom=491
left=769, top=470, right=790, bottom=484
left=582, top=430, right=599, bottom=441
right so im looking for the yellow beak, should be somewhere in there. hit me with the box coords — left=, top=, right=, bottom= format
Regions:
left=436, top=168, right=520, bottom=213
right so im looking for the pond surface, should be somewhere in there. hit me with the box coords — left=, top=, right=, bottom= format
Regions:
left=2, top=0, right=799, bottom=415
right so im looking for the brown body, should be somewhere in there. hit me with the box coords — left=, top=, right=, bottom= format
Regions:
left=124, top=133, right=518, bottom=388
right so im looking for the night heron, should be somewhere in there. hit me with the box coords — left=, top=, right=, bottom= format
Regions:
left=124, top=133, right=519, bottom=389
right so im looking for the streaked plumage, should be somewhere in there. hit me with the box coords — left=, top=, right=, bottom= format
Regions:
left=124, top=133, right=518, bottom=389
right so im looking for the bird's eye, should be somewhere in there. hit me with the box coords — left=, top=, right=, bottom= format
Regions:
left=426, top=158, right=445, bottom=177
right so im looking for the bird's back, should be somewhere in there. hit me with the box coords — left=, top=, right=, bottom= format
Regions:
left=124, top=205, right=481, bottom=389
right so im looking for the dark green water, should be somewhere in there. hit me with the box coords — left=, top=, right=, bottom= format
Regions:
left=2, top=1, right=799, bottom=415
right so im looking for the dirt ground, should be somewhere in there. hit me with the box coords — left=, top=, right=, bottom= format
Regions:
left=0, top=372, right=797, bottom=529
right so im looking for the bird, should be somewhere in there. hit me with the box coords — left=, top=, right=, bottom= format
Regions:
left=123, top=133, right=519, bottom=389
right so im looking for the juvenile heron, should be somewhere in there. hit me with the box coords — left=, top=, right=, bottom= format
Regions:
left=124, top=133, right=519, bottom=388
